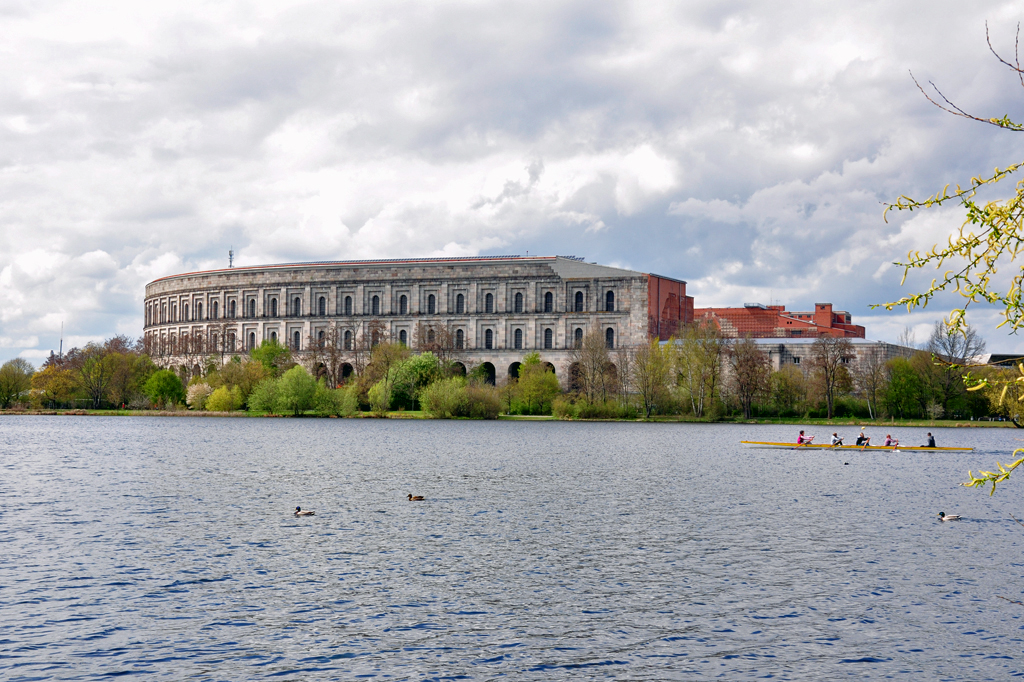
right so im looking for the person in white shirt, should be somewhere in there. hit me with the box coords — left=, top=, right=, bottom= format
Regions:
left=830, top=432, right=844, bottom=446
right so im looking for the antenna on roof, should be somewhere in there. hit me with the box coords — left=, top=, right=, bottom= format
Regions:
left=229, top=247, right=234, bottom=268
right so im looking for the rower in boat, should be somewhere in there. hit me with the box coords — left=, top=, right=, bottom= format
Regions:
left=883, top=434, right=899, bottom=451
left=923, top=432, right=936, bottom=448
left=855, top=429, right=871, bottom=449
left=830, top=432, right=844, bottom=447
left=797, top=430, right=815, bottom=445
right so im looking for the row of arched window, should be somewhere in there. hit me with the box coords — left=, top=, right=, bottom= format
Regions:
left=148, top=287, right=620, bottom=327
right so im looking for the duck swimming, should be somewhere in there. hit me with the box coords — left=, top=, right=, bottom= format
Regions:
left=938, top=511, right=961, bottom=521
left=408, top=494, right=425, bottom=501
left=294, top=506, right=315, bottom=516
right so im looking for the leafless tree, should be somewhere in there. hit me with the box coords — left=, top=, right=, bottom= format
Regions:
left=614, top=345, right=633, bottom=409
left=728, top=337, right=771, bottom=419
left=415, top=321, right=464, bottom=370
left=926, top=319, right=987, bottom=414
left=810, top=336, right=854, bottom=419
left=852, top=343, right=887, bottom=419
left=568, top=328, right=612, bottom=402
left=306, top=323, right=350, bottom=387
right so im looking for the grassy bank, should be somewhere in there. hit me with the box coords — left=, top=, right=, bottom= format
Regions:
left=0, top=408, right=1018, bottom=428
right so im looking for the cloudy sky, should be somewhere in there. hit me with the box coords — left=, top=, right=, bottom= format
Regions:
left=3, top=0, right=1024, bottom=364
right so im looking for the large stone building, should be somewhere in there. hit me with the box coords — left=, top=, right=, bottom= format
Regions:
left=143, top=255, right=694, bottom=383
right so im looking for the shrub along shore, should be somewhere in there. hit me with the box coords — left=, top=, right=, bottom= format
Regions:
left=0, top=323, right=1017, bottom=423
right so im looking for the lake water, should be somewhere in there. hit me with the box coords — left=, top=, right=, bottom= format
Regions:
left=2, top=417, right=1024, bottom=680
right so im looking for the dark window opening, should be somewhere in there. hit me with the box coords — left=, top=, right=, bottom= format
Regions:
left=544, top=291, right=553, bottom=313
left=544, top=328, right=553, bottom=349
left=574, top=291, right=584, bottom=312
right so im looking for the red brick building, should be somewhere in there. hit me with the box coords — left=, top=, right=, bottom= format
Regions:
left=693, top=302, right=865, bottom=339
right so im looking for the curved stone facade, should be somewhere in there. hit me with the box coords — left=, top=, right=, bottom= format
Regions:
left=143, top=255, right=692, bottom=383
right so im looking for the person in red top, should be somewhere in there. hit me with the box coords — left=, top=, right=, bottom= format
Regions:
left=797, top=430, right=814, bottom=445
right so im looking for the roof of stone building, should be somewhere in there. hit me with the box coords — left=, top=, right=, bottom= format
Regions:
left=149, top=255, right=683, bottom=284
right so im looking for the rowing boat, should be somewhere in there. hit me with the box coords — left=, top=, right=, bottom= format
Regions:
left=740, top=440, right=974, bottom=452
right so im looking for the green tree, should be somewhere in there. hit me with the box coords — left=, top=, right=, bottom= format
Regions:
left=675, top=321, right=726, bottom=418
left=68, top=343, right=117, bottom=408
left=249, top=339, right=292, bottom=376
left=106, top=353, right=156, bottom=408
left=392, top=352, right=442, bottom=409
left=770, top=365, right=807, bottom=416
left=421, top=376, right=468, bottom=418
left=0, top=358, right=34, bottom=408
left=884, top=358, right=923, bottom=418
left=206, top=385, right=242, bottom=411
left=516, top=352, right=560, bottom=415
left=276, top=365, right=317, bottom=415
left=31, top=365, right=76, bottom=408
left=144, top=369, right=185, bottom=407
left=630, top=340, right=669, bottom=418
left=247, top=377, right=280, bottom=413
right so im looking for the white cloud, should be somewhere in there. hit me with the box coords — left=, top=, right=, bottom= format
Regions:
left=5, top=0, right=1024, bottom=363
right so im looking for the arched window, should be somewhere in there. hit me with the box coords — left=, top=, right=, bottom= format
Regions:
left=212, top=300, right=218, bottom=319
left=197, top=302, right=203, bottom=320
left=319, top=297, right=326, bottom=316
left=428, top=294, right=436, bottom=314
left=293, top=331, right=301, bottom=350
left=574, top=327, right=583, bottom=348
left=455, top=329, right=464, bottom=349
left=399, top=295, right=408, bottom=315
left=229, top=300, right=236, bottom=318
left=514, top=328, right=523, bottom=349
left=372, top=295, right=380, bottom=316
left=427, top=329, right=436, bottom=344
left=211, top=332, right=218, bottom=349
left=544, top=291, right=553, bottom=313
left=605, top=291, right=615, bottom=312
left=161, top=304, right=166, bottom=322
left=544, top=328, right=553, bottom=349
left=270, top=331, right=277, bottom=342
left=344, top=296, right=352, bottom=316
left=485, top=293, right=493, bottom=313
left=399, top=329, right=408, bottom=345
left=318, top=329, right=325, bottom=343
left=574, top=291, right=584, bottom=312
left=371, top=330, right=380, bottom=347
left=183, top=304, right=189, bottom=321
left=248, top=299, right=256, bottom=318
left=248, top=332, right=256, bottom=349
left=605, top=327, right=615, bottom=349
left=514, top=292, right=523, bottom=313
left=456, top=293, right=465, bottom=314
left=271, top=299, right=278, bottom=317
left=344, top=330, right=353, bottom=350
left=293, top=297, right=301, bottom=316
left=228, top=333, right=235, bottom=350
left=485, top=329, right=493, bottom=349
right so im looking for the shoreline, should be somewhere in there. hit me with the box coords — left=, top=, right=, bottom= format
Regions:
left=0, top=409, right=1017, bottom=428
